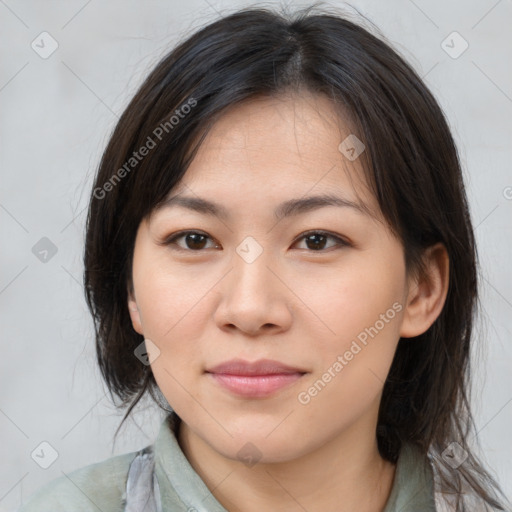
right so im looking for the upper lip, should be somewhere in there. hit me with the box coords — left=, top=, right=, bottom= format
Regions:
left=206, top=358, right=307, bottom=375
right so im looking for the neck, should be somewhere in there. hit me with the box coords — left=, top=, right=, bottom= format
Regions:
left=177, top=411, right=396, bottom=512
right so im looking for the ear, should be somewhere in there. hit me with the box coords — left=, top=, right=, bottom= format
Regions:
left=400, top=242, right=450, bottom=338
left=127, top=284, right=144, bottom=335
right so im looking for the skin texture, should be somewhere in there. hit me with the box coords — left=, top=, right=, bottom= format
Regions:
left=127, top=92, right=449, bottom=512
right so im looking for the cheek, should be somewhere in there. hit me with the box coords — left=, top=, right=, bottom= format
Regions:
left=294, top=289, right=402, bottom=444
left=299, top=256, right=405, bottom=351
left=133, top=252, right=209, bottom=338
left=137, top=270, right=211, bottom=412
left=294, top=254, right=405, bottom=413
left=132, top=267, right=211, bottom=402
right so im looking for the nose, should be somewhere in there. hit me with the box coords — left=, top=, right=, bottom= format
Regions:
left=213, top=247, right=292, bottom=337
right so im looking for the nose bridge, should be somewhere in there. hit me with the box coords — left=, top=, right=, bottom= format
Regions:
left=213, top=235, right=286, bottom=333
left=229, top=234, right=276, bottom=300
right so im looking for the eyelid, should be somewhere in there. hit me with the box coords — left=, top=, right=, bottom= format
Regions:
left=159, top=229, right=351, bottom=252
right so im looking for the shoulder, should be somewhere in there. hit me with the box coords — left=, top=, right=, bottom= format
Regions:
left=18, top=449, right=141, bottom=512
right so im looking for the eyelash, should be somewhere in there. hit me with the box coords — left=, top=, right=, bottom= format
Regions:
left=160, top=229, right=350, bottom=253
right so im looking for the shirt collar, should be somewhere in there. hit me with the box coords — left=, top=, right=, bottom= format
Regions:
left=382, top=441, right=437, bottom=511
left=154, top=412, right=228, bottom=512
left=153, top=411, right=435, bottom=511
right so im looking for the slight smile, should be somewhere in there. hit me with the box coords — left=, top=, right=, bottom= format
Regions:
left=205, top=358, right=308, bottom=398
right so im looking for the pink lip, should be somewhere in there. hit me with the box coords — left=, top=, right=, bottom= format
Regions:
left=205, top=358, right=307, bottom=398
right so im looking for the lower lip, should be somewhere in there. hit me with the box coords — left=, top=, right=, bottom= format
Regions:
left=207, top=372, right=304, bottom=398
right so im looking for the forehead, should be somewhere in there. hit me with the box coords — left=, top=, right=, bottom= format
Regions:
left=176, top=93, right=375, bottom=206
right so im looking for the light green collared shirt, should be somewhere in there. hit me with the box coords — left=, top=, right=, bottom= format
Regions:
left=19, top=412, right=436, bottom=511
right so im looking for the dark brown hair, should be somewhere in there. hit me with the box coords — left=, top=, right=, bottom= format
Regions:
left=83, top=4, right=510, bottom=510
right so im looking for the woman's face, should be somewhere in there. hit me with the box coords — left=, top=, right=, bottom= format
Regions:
left=128, top=92, right=413, bottom=463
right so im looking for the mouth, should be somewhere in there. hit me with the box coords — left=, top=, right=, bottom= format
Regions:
left=205, top=358, right=308, bottom=398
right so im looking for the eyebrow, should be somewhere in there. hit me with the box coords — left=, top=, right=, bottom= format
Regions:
left=154, top=192, right=375, bottom=222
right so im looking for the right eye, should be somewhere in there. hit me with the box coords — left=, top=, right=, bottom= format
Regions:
left=161, top=230, right=220, bottom=251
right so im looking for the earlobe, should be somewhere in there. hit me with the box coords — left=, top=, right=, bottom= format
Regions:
left=127, top=289, right=144, bottom=335
left=399, top=243, right=450, bottom=338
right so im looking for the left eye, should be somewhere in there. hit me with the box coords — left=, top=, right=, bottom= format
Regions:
left=161, top=230, right=348, bottom=252
left=294, top=231, right=348, bottom=251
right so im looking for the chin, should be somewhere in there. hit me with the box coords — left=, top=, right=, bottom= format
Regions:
left=226, top=440, right=301, bottom=466
left=204, top=426, right=306, bottom=466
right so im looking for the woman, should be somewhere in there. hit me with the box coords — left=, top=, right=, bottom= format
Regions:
left=19, top=4, right=510, bottom=511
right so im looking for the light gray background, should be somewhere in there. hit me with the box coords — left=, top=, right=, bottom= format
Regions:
left=1, top=1, right=511, bottom=510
